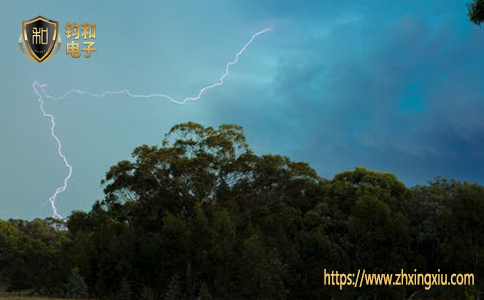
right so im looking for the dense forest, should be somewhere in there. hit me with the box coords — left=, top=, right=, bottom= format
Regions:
left=1, top=122, right=484, bottom=300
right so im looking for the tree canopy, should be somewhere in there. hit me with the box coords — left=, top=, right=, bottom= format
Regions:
left=468, top=0, right=484, bottom=26
left=0, top=122, right=483, bottom=300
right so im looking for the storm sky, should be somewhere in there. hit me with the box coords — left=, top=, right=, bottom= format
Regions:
left=1, top=0, right=484, bottom=219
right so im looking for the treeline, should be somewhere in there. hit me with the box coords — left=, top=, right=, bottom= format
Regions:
left=1, top=123, right=484, bottom=300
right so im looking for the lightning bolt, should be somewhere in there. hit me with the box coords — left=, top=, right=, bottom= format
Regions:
left=33, top=83, right=72, bottom=220
left=32, top=28, right=272, bottom=219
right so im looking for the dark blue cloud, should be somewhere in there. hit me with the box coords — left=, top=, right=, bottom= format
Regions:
left=223, top=0, right=484, bottom=185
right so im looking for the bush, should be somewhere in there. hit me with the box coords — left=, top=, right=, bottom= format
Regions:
left=65, top=268, right=88, bottom=299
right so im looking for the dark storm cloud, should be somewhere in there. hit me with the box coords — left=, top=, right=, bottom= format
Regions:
left=256, top=1, right=484, bottom=184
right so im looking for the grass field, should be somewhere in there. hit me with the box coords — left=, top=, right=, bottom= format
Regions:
left=0, top=289, right=78, bottom=300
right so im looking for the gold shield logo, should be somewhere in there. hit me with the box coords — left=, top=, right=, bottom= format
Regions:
left=19, top=16, right=61, bottom=63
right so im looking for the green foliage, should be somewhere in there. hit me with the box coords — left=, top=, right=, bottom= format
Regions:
left=139, top=286, right=155, bottom=300
left=468, top=0, right=484, bottom=26
left=197, top=283, right=213, bottom=300
left=165, top=274, right=183, bottom=300
left=1, top=123, right=484, bottom=300
left=64, top=268, right=89, bottom=299
left=117, top=278, right=132, bottom=300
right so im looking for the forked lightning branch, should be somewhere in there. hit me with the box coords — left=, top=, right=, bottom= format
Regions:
left=32, top=28, right=272, bottom=219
